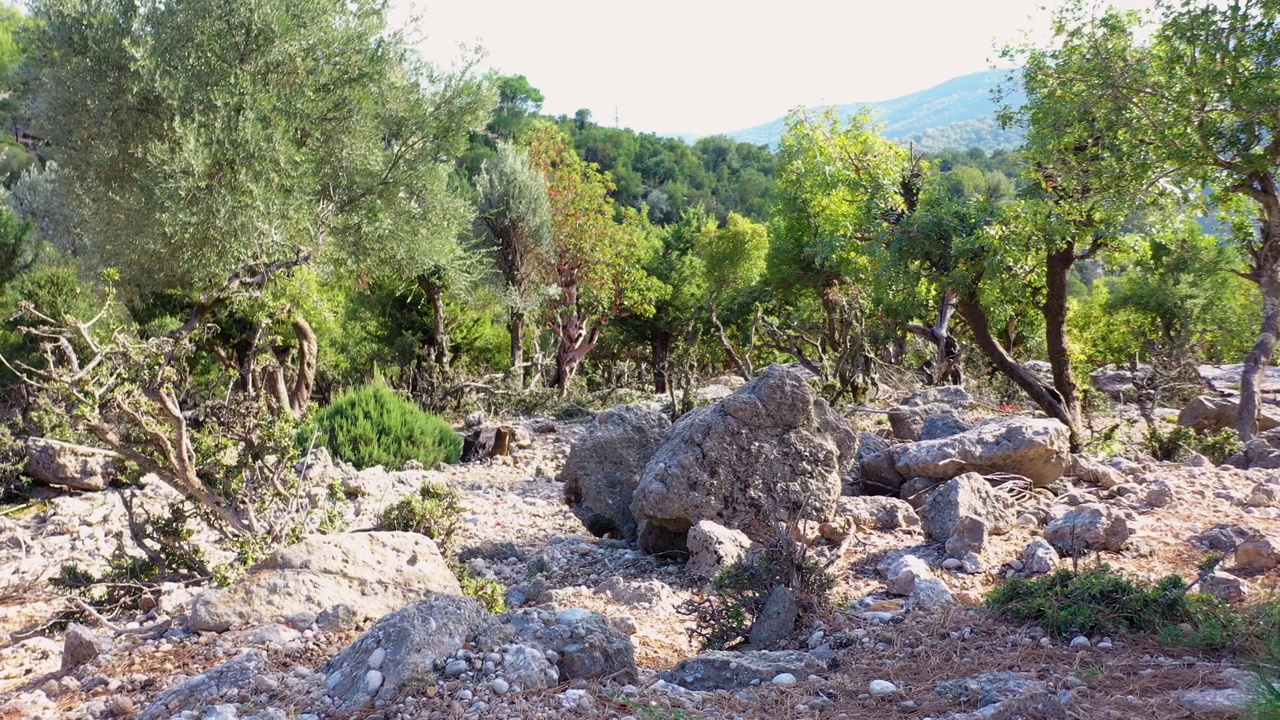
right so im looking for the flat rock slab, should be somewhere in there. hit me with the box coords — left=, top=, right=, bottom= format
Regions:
left=188, top=532, right=459, bottom=632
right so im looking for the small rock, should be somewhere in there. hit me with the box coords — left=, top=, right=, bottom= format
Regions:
left=1069, top=636, right=1090, bottom=648
left=772, top=673, right=797, bottom=685
left=62, top=624, right=102, bottom=671
left=491, top=678, right=510, bottom=695
left=869, top=679, right=898, bottom=695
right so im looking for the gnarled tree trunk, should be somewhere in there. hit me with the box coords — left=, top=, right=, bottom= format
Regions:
left=1238, top=249, right=1280, bottom=441
left=1044, top=246, right=1082, bottom=433
left=957, top=295, right=1080, bottom=449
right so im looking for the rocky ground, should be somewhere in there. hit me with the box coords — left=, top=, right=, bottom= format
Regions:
left=1, top=369, right=1278, bottom=720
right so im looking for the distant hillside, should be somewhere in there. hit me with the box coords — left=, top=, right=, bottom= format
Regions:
left=712, top=69, right=1024, bottom=152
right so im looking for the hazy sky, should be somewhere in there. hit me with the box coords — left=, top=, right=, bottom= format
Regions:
left=409, top=0, right=1156, bottom=137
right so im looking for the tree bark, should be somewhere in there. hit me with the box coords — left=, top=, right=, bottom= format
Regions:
left=289, top=316, right=316, bottom=415
left=509, top=310, right=526, bottom=381
left=417, top=274, right=451, bottom=370
left=957, top=295, right=1080, bottom=448
left=906, top=289, right=961, bottom=385
left=710, top=303, right=753, bottom=381
left=651, top=329, right=672, bottom=394
left=1238, top=255, right=1280, bottom=440
left=1044, top=246, right=1081, bottom=432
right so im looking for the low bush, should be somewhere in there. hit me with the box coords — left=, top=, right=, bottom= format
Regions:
left=456, top=564, right=507, bottom=614
left=1144, top=424, right=1198, bottom=462
left=987, top=564, right=1194, bottom=639
left=306, top=382, right=461, bottom=470
left=377, top=481, right=462, bottom=553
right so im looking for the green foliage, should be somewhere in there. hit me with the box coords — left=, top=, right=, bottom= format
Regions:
left=308, top=383, right=461, bottom=471
left=986, top=564, right=1194, bottom=639
left=377, top=481, right=462, bottom=552
left=1144, top=423, right=1198, bottom=462
left=1198, top=429, right=1244, bottom=466
left=0, top=424, right=28, bottom=503
left=680, top=541, right=835, bottom=651
left=455, top=563, right=507, bottom=615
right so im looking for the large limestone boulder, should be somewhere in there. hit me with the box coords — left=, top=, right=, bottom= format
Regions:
left=475, top=607, right=636, bottom=682
left=188, top=532, right=459, bottom=632
left=883, top=417, right=1072, bottom=488
left=322, top=595, right=491, bottom=710
left=24, top=437, right=118, bottom=491
left=1179, top=395, right=1280, bottom=435
left=919, top=472, right=1016, bottom=542
left=560, top=405, right=671, bottom=540
left=887, top=386, right=972, bottom=442
left=631, top=365, right=856, bottom=554
left=1043, top=504, right=1132, bottom=556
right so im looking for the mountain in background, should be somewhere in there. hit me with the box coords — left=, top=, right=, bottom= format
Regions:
left=699, top=69, right=1025, bottom=152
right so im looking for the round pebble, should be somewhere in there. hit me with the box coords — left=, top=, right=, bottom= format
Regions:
left=772, top=673, right=797, bottom=684
left=491, top=678, right=510, bottom=694
left=869, top=679, right=898, bottom=695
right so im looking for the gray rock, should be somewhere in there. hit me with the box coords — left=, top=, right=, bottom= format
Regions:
left=322, top=595, right=491, bottom=710
left=933, top=671, right=1048, bottom=709
left=316, top=603, right=360, bottom=632
left=920, top=473, right=1016, bottom=542
left=1043, top=504, right=1132, bottom=556
left=944, top=516, right=988, bottom=559
left=900, top=476, right=939, bottom=509
left=1194, top=524, right=1256, bottom=551
left=1201, top=571, right=1251, bottom=602
left=889, top=418, right=1073, bottom=487
left=1021, top=538, right=1059, bottom=575
left=749, top=586, right=798, bottom=647
left=1070, top=455, right=1127, bottom=489
left=1235, top=534, right=1280, bottom=574
left=189, top=532, right=459, bottom=633
left=889, top=404, right=964, bottom=443
left=1179, top=395, right=1280, bottom=434
left=902, top=386, right=973, bottom=409
left=1226, top=428, right=1280, bottom=470
left=664, top=650, right=826, bottom=691
left=559, top=405, right=671, bottom=540
left=1090, top=365, right=1150, bottom=401
left=861, top=450, right=906, bottom=493
left=846, top=495, right=921, bottom=531
left=480, top=608, right=635, bottom=682
left=24, top=437, right=118, bottom=491
left=61, top=624, right=102, bottom=671
left=140, top=650, right=268, bottom=720
left=921, top=413, right=972, bottom=441
left=1146, top=480, right=1177, bottom=507
left=906, top=577, right=955, bottom=609
left=882, top=554, right=934, bottom=596
left=632, top=365, right=856, bottom=554
left=1248, top=483, right=1280, bottom=508
left=843, top=431, right=890, bottom=494
left=686, top=520, right=754, bottom=579
left=500, top=644, right=559, bottom=690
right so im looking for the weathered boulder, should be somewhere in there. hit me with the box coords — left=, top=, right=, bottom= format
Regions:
left=1043, top=504, right=1132, bottom=556
left=1194, top=524, right=1257, bottom=551
left=559, top=405, right=670, bottom=540
left=887, top=387, right=972, bottom=442
left=686, top=520, right=754, bottom=579
left=663, top=650, right=826, bottom=691
left=1090, top=365, right=1151, bottom=402
left=61, top=624, right=103, bottom=671
left=888, top=418, right=1072, bottom=487
left=829, top=491, right=921, bottom=532
left=922, top=413, right=972, bottom=441
left=1179, top=396, right=1280, bottom=435
left=843, top=431, right=890, bottom=494
left=944, top=516, right=988, bottom=559
left=1235, top=534, right=1280, bottom=574
left=188, top=532, right=459, bottom=632
left=140, top=650, right=269, bottom=720
left=322, top=595, right=491, bottom=710
left=920, top=473, right=1016, bottom=543
left=1201, top=572, right=1251, bottom=603
left=1021, top=538, right=1059, bottom=575
left=632, top=365, right=856, bottom=554
left=24, top=437, right=118, bottom=491
left=477, top=608, right=635, bottom=682
left=881, top=554, right=934, bottom=596
left=749, top=586, right=798, bottom=647
left=1226, top=428, right=1280, bottom=470
left=906, top=577, right=956, bottom=609
left=1070, top=455, right=1127, bottom=489
left=500, top=644, right=560, bottom=690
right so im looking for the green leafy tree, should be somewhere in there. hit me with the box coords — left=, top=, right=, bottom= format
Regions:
left=697, top=212, right=768, bottom=380
left=1005, top=0, right=1280, bottom=439
left=475, top=141, right=553, bottom=376
left=28, top=0, right=494, bottom=415
left=526, top=122, right=659, bottom=392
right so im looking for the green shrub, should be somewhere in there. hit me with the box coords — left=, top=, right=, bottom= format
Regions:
left=1197, top=428, right=1244, bottom=465
left=306, top=382, right=461, bottom=470
left=1144, top=423, right=1197, bottom=462
left=456, top=564, right=507, bottom=614
left=987, top=564, right=1194, bottom=638
left=377, top=481, right=462, bottom=552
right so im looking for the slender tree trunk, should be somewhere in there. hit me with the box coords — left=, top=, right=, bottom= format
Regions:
left=906, top=289, right=961, bottom=386
left=957, top=295, right=1080, bottom=449
left=651, top=329, right=672, bottom=394
left=710, top=303, right=753, bottom=381
left=509, top=310, right=526, bottom=381
left=1044, top=247, right=1081, bottom=432
left=549, top=281, right=601, bottom=394
left=417, top=274, right=451, bottom=369
left=1238, top=260, right=1280, bottom=441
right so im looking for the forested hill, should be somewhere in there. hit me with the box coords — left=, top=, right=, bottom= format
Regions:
left=712, top=69, right=1025, bottom=152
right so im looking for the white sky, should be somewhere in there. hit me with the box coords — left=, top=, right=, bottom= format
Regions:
left=407, top=0, right=1157, bottom=137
